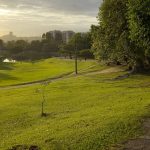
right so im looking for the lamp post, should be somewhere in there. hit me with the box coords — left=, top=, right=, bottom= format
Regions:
left=75, top=40, right=78, bottom=75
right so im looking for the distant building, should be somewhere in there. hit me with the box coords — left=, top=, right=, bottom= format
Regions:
left=0, top=32, right=42, bottom=42
left=62, top=31, right=75, bottom=43
left=1, top=32, right=17, bottom=42
left=49, top=30, right=63, bottom=42
left=0, top=31, right=75, bottom=43
left=47, top=30, right=75, bottom=43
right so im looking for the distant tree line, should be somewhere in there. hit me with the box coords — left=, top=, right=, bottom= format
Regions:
left=91, top=0, right=150, bottom=72
left=0, top=31, right=93, bottom=61
left=59, top=32, right=94, bottom=60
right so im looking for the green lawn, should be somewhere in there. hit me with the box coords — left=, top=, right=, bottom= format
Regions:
left=0, top=62, right=150, bottom=149
left=0, top=58, right=99, bottom=86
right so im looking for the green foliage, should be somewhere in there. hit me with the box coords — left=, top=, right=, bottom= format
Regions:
left=128, top=0, right=150, bottom=65
left=92, top=0, right=130, bottom=64
left=79, top=49, right=94, bottom=59
left=59, top=43, right=74, bottom=59
left=59, top=32, right=93, bottom=59
left=4, top=31, right=64, bottom=61
left=41, top=31, right=63, bottom=56
left=128, top=0, right=150, bottom=48
left=70, top=32, right=92, bottom=51
left=0, top=39, right=5, bottom=62
left=3, top=31, right=93, bottom=61
left=91, top=0, right=150, bottom=70
left=0, top=39, right=4, bottom=50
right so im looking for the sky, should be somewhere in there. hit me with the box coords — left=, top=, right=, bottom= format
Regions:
left=0, top=0, right=102, bottom=37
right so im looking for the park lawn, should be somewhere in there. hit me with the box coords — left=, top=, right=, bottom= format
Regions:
left=0, top=69, right=150, bottom=150
left=0, top=58, right=100, bottom=86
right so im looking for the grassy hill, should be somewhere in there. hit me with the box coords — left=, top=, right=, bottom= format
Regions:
left=0, top=59, right=150, bottom=150
left=0, top=58, right=100, bottom=86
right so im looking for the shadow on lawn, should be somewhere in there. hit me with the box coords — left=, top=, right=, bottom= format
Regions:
left=0, top=72, right=18, bottom=81
left=0, top=62, right=15, bottom=70
left=8, top=145, right=40, bottom=150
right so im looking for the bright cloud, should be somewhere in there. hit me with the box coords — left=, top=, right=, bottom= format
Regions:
left=0, top=0, right=102, bottom=36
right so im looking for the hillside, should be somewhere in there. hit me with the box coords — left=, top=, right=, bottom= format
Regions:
left=0, top=58, right=99, bottom=87
left=0, top=59, right=150, bottom=150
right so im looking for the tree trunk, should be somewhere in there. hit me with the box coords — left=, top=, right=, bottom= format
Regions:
left=133, top=59, right=145, bottom=73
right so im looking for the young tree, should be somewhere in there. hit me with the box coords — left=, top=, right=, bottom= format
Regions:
left=36, top=82, right=49, bottom=117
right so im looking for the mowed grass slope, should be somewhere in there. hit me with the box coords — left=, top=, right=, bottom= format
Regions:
left=0, top=58, right=99, bottom=86
left=0, top=64, right=150, bottom=149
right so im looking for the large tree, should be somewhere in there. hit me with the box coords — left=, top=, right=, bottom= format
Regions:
left=128, top=0, right=150, bottom=70
left=92, top=0, right=132, bottom=64
left=92, top=0, right=150, bottom=71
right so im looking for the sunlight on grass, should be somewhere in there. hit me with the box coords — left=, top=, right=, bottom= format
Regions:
left=0, top=58, right=98, bottom=86
left=0, top=66, right=150, bottom=149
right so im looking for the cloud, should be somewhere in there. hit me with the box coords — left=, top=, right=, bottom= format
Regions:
left=0, top=0, right=102, bottom=36
left=0, top=0, right=101, bottom=16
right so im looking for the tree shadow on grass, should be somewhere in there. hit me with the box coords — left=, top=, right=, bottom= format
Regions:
left=8, top=145, right=40, bottom=150
left=0, top=73, right=18, bottom=81
left=0, top=62, right=15, bottom=70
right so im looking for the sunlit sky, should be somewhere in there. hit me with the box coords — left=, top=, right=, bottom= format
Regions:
left=0, top=0, right=102, bottom=36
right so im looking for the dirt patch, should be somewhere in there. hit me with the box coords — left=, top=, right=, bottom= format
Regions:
left=122, top=138, right=150, bottom=150
left=111, top=116, right=150, bottom=150
left=113, top=73, right=130, bottom=80
left=113, top=70, right=135, bottom=81
left=84, top=67, right=124, bottom=76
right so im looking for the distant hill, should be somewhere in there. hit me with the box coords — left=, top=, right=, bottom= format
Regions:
left=0, top=32, right=42, bottom=42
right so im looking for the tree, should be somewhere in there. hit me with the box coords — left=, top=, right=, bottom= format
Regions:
left=128, top=0, right=150, bottom=71
left=41, top=31, right=63, bottom=57
left=92, top=0, right=131, bottom=64
left=36, top=82, right=49, bottom=117
left=91, top=0, right=148, bottom=68
left=70, top=33, right=85, bottom=74
left=5, top=40, right=29, bottom=60
left=30, top=40, right=42, bottom=52
left=0, top=39, right=5, bottom=61
left=91, top=0, right=150, bottom=71
left=0, top=39, right=4, bottom=50
left=79, top=49, right=94, bottom=60
left=59, top=43, right=74, bottom=59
